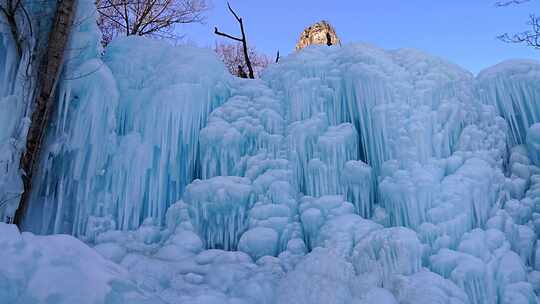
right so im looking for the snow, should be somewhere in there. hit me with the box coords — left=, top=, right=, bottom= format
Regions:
left=2, top=2, right=540, bottom=302
left=275, top=248, right=359, bottom=304
left=0, top=223, right=162, bottom=304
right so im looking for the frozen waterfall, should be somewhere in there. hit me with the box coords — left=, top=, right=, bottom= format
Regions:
left=1, top=3, right=540, bottom=303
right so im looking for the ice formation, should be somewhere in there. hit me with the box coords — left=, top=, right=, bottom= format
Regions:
left=1, top=1, right=540, bottom=303
left=20, top=4, right=231, bottom=235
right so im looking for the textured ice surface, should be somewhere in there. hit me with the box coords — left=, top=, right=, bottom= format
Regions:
left=352, top=227, right=423, bottom=287
left=477, top=60, right=540, bottom=146
left=20, top=7, right=231, bottom=235
left=527, top=124, right=540, bottom=166
left=0, top=10, right=35, bottom=222
left=183, top=176, right=254, bottom=250
left=3, top=5, right=540, bottom=302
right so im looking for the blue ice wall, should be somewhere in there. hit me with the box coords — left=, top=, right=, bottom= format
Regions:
left=20, top=2, right=232, bottom=235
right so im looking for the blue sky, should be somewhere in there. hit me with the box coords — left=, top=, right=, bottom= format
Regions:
left=180, top=0, right=540, bottom=74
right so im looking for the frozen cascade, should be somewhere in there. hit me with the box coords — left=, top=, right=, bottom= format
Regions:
left=3, top=6, right=540, bottom=302
left=264, top=45, right=474, bottom=176
left=21, top=5, right=231, bottom=235
left=477, top=60, right=540, bottom=146
left=183, top=176, right=254, bottom=250
left=352, top=227, right=424, bottom=288
left=343, top=160, right=374, bottom=218
left=199, top=81, right=284, bottom=179
left=527, top=124, right=540, bottom=166
left=305, top=123, right=358, bottom=196
left=0, top=6, right=43, bottom=221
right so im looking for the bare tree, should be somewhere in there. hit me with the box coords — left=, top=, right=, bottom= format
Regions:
left=214, top=2, right=254, bottom=79
left=95, top=0, right=208, bottom=45
left=497, top=0, right=540, bottom=49
left=14, top=0, right=77, bottom=227
left=214, top=42, right=269, bottom=78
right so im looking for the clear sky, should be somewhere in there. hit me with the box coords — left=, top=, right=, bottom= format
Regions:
left=179, top=0, right=540, bottom=74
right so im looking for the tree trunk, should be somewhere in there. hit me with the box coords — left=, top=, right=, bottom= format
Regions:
left=238, top=17, right=254, bottom=79
left=14, top=0, right=77, bottom=227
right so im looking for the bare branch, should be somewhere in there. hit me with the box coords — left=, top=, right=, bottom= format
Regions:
left=226, top=1, right=241, bottom=22
left=499, top=14, right=540, bottom=49
left=214, top=26, right=242, bottom=42
left=96, top=0, right=208, bottom=45
left=496, top=0, right=530, bottom=6
left=214, top=42, right=269, bottom=78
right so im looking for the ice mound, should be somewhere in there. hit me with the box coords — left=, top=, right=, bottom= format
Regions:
left=276, top=248, right=360, bottom=304
left=183, top=176, right=255, bottom=250
left=238, top=227, right=279, bottom=260
left=430, top=227, right=537, bottom=304
left=352, top=227, right=424, bottom=288
left=0, top=223, right=160, bottom=304
left=315, top=214, right=382, bottom=258
left=390, top=270, right=469, bottom=304
left=299, top=195, right=355, bottom=250
left=90, top=225, right=283, bottom=304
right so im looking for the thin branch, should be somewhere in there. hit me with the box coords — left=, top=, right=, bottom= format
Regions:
left=496, top=0, right=530, bottom=6
left=498, top=14, right=540, bottom=49
left=227, top=1, right=240, bottom=22
left=214, top=26, right=242, bottom=42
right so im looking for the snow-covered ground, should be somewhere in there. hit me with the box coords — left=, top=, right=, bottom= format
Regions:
left=1, top=2, right=540, bottom=304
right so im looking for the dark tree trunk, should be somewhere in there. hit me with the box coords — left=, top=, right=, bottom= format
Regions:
left=237, top=16, right=254, bottom=79
left=14, top=0, right=77, bottom=227
left=237, top=65, right=247, bottom=78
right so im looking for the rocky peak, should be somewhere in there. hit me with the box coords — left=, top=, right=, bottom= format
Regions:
left=295, top=20, right=341, bottom=51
